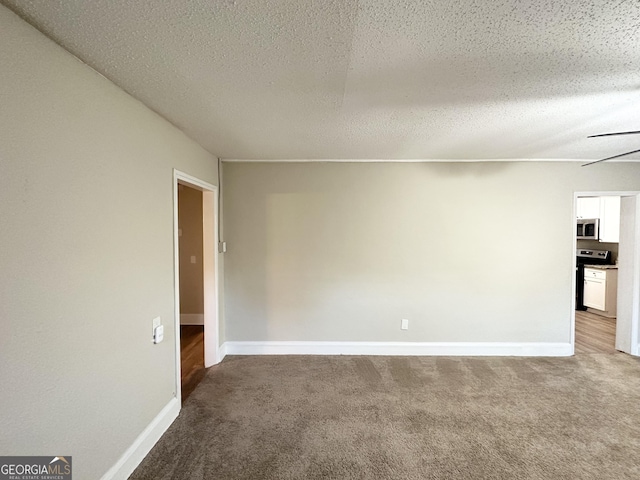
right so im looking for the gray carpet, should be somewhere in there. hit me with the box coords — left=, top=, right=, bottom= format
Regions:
left=131, top=354, right=640, bottom=479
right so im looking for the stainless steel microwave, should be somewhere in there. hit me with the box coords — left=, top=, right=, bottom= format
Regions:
left=577, top=218, right=599, bottom=240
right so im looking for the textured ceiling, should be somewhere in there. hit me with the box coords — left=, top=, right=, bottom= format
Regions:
left=4, top=0, right=640, bottom=160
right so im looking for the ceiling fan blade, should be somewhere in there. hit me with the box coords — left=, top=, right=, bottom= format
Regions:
left=587, top=130, right=640, bottom=138
left=582, top=148, right=640, bottom=167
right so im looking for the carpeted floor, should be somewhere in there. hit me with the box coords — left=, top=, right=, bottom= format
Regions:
left=131, top=354, right=640, bottom=479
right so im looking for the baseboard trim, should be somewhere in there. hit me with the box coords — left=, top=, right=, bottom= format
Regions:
left=222, top=341, right=573, bottom=357
left=180, top=313, right=204, bottom=325
left=218, top=341, right=228, bottom=362
left=100, top=397, right=180, bottom=480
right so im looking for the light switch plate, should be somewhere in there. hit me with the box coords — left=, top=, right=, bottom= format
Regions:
left=401, top=318, right=409, bottom=330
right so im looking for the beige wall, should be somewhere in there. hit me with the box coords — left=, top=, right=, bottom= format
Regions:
left=223, top=162, right=640, bottom=343
left=0, top=6, right=217, bottom=478
left=178, top=185, right=204, bottom=317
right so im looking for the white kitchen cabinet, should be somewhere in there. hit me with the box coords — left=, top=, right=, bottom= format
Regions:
left=577, top=197, right=601, bottom=219
left=584, top=269, right=606, bottom=310
left=598, top=196, right=621, bottom=243
left=576, top=196, right=621, bottom=243
left=584, top=267, right=618, bottom=317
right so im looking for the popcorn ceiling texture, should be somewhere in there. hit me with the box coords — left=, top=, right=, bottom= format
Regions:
left=4, top=0, right=640, bottom=160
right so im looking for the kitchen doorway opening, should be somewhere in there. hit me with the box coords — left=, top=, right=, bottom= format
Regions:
left=573, top=192, right=640, bottom=356
left=173, top=170, right=221, bottom=403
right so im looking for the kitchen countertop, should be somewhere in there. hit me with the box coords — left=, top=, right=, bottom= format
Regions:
left=584, top=264, right=618, bottom=269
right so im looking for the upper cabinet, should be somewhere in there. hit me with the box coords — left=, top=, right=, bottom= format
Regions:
left=577, top=196, right=620, bottom=243
left=599, top=196, right=621, bottom=243
left=576, top=197, right=601, bottom=219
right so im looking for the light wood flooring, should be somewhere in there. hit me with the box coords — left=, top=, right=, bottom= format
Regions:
left=180, top=325, right=205, bottom=403
left=575, top=310, right=617, bottom=354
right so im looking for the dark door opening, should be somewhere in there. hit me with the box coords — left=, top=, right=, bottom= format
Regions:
left=178, top=183, right=206, bottom=402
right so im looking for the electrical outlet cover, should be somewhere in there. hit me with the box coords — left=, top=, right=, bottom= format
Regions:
left=153, top=325, right=164, bottom=344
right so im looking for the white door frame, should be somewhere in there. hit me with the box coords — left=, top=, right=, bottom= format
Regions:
left=572, top=191, right=640, bottom=356
left=173, top=169, right=221, bottom=402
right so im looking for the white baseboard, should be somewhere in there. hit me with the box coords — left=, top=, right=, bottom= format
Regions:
left=218, top=342, right=228, bottom=362
left=180, top=313, right=204, bottom=325
left=100, top=397, right=180, bottom=480
left=222, top=341, right=573, bottom=357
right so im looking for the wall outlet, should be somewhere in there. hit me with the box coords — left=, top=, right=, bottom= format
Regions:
left=153, top=325, right=164, bottom=344
left=152, top=317, right=163, bottom=344
left=401, top=318, right=409, bottom=330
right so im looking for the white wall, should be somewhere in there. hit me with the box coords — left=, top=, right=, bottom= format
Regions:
left=223, top=162, right=640, bottom=345
left=616, top=195, right=640, bottom=354
left=0, top=6, right=217, bottom=478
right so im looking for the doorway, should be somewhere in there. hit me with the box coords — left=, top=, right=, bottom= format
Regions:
left=573, top=192, right=640, bottom=356
left=178, top=183, right=205, bottom=401
left=173, top=170, right=221, bottom=403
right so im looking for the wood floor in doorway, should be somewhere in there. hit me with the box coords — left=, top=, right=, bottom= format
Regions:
left=575, top=310, right=617, bottom=354
left=181, top=325, right=205, bottom=403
